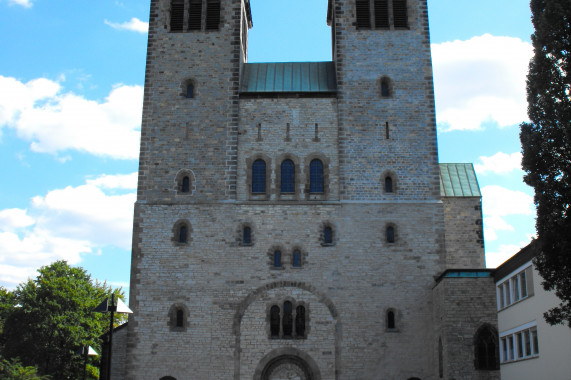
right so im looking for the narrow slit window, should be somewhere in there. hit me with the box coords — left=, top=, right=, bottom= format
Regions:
left=324, top=226, right=333, bottom=244
left=385, top=176, right=393, bottom=193
left=186, top=84, right=194, bottom=98
left=292, top=250, right=301, bottom=268
left=242, top=226, right=251, bottom=245
left=309, top=159, right=324, bottom=193
left=381, top=78, right=391, bottom=97
left=274, top=250, right=281, bottom=268
left=386, top=226, right=395, bottom=243
left=182, top=176, right=190, bottom=193
left=283, top=301, right=293, bottom=337
left=295, top=306, right=306, bottom=337
left=176, top=309, right=184, bottom=327
left=270, top=306, right=280, bottom=337
left=281, top=159, right=295, bottom=193
left=170, top=0, right=185, bottom=31
left=387, top=310, right=395, bottom=329
left=252, top=159, right=266, bottom=194
left=205, top=0, right=221, bottom=30
left=179, top=225, right=187, bottom=243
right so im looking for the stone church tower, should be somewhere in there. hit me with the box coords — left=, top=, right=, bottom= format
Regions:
left=125, top=1, right=500, bottom=379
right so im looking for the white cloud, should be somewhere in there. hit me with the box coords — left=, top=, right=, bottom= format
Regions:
left=481, top=185, right=534, bottom=242
left=432, top=34, right=533, bottom=132
left=485, top=242, right=530, bottom=268
left=105, top=18, right=149, bottom=33
left=474, top=152, right=522, bottom=175
left=0, top=75, right=143, bottom=159
left=6, top=0, right=34, bottom=8
left=0, top=173, right=136, bottom=288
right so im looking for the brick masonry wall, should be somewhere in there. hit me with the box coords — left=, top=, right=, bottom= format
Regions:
left=442, top=197, right=485, bottom=268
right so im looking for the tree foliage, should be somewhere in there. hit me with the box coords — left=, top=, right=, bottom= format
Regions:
left=0, top=261, right=125, bottom=379
left=0, top=357, right=51, bottom=380
left=520, top=0, right=571, bottom=326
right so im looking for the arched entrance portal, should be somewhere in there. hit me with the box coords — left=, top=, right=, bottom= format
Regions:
left=261, top=355, right=313, bottom=380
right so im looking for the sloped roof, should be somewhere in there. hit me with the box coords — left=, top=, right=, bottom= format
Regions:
left=240, top=62, right=337, bottom=94
left=439, top=163, right=481, bottom=197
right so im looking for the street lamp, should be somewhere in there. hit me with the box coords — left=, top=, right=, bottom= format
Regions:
left=76, top=345, right=98, bottom=380
left=94, top=293, right=132, bottom=380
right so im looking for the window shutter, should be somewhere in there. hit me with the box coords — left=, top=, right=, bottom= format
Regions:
left=170, top=0, right=185, bottom=32
left=374, top=0, right=389, bottom=28
left=392, top=0, right=408, bottom=28
left=188, top=0, right=202, bottom=30
left=356, top=0, right=371, bottom=29
left=205, top=0, right=221, bottom=30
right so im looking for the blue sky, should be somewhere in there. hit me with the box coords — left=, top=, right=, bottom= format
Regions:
left=0, top=0, right=536, bottom=294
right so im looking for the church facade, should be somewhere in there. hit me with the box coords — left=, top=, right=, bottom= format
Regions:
left=125, top=1, right=500, bottom=379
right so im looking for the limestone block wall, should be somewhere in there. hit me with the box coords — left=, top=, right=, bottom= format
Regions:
left=433, top=276, right=500, bottom=380
left=442, top=197, right=485, bottom=268
left=330, top=0, right=440, bottom=201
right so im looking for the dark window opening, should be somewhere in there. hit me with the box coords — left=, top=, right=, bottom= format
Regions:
left=281, top=159, right=295, bottom=193
left=385, top=176, right=393, bottom=193
left=205, top=0, right=221, bottom=30
left=274, top=250, right=281, bottom=268
left=186, top=84, right=194, bottom=98
left=243, top=226, right=251, bottom=245
left=282, top=301, right=293, bottom=337
left=179, top=225, right=188, bottom=243
left=386, top=226, right=395, bottom=243
left=387, top=310, right=395, bottom=329
left=170, top=0, right=184, bottom=31
left=374, top=0, right=389, bottom=28
left=176, top=309, right=184, bottom=327
left=475, top=326, right=499, bottom=370
left=324, top=226, right=333, bottom=244
left=182, top=176, right=190, bottom=193
left=439, top=337, right=444, bottom=378
left=270, top=306, right=280, bottom=337
left=356, top=0, right=371, bottom=28
left=292, top=250, right=301, bottom=268
left=392, top=0, right=408, bottom=28
left=381, top=79, right=390, bottom=97
left=296, top=306, right=306, bottom=337
left=188, top=0, right=202, bottom=30
left=252, top=159, right=266, bottom=194
left=309, top=159, right=324, bottom=193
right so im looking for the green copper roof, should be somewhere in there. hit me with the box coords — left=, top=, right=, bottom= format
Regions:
left=439, top=163, right=481, bottom=197
left=240, top=62, right=337, bottom=93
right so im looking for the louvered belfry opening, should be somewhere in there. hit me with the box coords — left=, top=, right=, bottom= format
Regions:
left=188, top=0, right=202, bottom=30
left=374, top=0, right=389, bottom=28
left=170, top=0, right=184, bottom=31
left=205, top=0, right=221, bottom=30
left=392, top=0, right=408, bottom=28
left=356, top=0, right=371, bottom=28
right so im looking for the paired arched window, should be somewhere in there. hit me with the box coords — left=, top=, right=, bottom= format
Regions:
left=386, top=226, right=395, bottom=243
left=269, top=300, right=307, bottom=339
left=309, top=159, right=324, bottom=193
left=474, top=325, right=499, bottom=370
left=281, top=159, right=295, bottom=193
left=252, top=159, right=266, bottom=194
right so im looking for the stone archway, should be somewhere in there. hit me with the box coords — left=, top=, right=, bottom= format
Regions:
left=262, top=355, right=313, bottom=380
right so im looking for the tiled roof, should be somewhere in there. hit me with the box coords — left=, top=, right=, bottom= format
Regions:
left=240, top=62, right=337, bottom=93
left=439, top=163, right=481, bottom=197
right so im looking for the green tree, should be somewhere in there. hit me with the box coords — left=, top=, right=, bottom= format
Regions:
left=520, top=0, right=571, bottom=326
left=0, top=261, right=124, bottom=379
left=0, top=357, right=51, bottom=380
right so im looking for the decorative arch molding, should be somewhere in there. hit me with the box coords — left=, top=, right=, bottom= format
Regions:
left=232, top=281, right=340, bottom=380
left=253, top=348, right=322, bottom=380
left=175, top=169, right=197, bottom=195
left=380, top=169, right=398, bottom=194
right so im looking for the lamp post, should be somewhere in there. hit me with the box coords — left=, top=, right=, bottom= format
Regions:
left=94, top=293, right=132, bottom=380
left=76, top=345, right=98, bottom=380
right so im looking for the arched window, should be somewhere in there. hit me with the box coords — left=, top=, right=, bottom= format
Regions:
left=252, top=159, right=266, bottom=194
left=381, top=78, right=391, bottom=97
left=270, top=306, right=280, bottom=337
left=309, top=159, right=324, bottom=193
left=186, top=83, right=194, bottom=98
left=179, top=225, right=187, bottom=243
left=296, top=306, right=306, bottom=337
left=474, top=325, right=499, bottom=370
left=176, top=309, right=184, bottom=327
left=387, top=310, right=396, bottom=329
left=282, top=301, right=293, bottom=337
left=323, top=226, right=333, bottom=244
left=274, top=250, right=282, bottom=268
left=242, top=226, right=251, bottom=245
left=281, top=159, right=295, bottom=193
left=386, top=226, right=395, bottom=243
left=292, top=250, right=301, bottom=268
left=385, top=176, right=393, bottom=193
left=181, top=176, right=190, bottom=193
left=170, top=0, right=184, bottom=31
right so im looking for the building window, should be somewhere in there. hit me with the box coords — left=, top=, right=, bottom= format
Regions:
left=309, top=159, right=324, bottom=193
left=186, top=84, right=194, bottom=98
left=387, top=310, right=396, bottom=329
left=173, top=220, right=192, bottom=245
left=380, top=77, right=392, bottom=97
left=384, top=176, right=393, bottom=193
left=274, top=250, right=282, bottom=268
left=188, top=0, right=203, bottom=30
left=252, top=159, right=266, bottom=194
left=386, top=226, right=395, bottom=243
left=181, top=176, right=190, bottom=193
left=242, top=226, right=252, bottom=245
left=474, top=325, right=499, bottom=370
left=176, top=309, right=184, bottom=327
left=499, top=324, right=539, bottom=363
left=205, top=0, right=221, bottom=30
left=170, top=0, right=184, bottom=31
left=497, top=266, right=534, bottom=309
left=169, top=304, right=187, bottom=331
left=179, top=225, right=187, bottom=243
left=323, top=226, right=333, bottom=245
left=268, top=300, right=307, bottom=339
left=292, top=250, right=302, bottom=268
left=281, top=159, right=295, bottom=193
left=356, top=0, right=408, bottom=29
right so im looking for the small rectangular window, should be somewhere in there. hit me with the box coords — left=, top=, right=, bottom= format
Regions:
left=356, top=0, right=371, bottom=28
left=205, top=0, right=221, bottom=30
